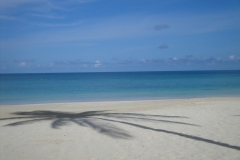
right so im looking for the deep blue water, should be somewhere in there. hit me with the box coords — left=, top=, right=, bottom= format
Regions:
left=0, top=71, right=240, bottom=104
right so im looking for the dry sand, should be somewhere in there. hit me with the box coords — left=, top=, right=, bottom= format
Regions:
left=0, top=97, right=240, bottom=160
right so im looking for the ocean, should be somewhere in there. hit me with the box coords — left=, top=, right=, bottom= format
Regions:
left=0, top=71, right=240, bottom=105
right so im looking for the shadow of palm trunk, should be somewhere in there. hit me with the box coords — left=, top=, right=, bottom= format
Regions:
left=96, top=118, right=240, bottom=151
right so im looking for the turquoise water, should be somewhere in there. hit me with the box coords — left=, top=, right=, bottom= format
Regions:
left=0, top=71, right=240, bottom=104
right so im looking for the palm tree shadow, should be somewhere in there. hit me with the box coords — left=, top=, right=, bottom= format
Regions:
left=1, top=110, right=240, bottom=151
left=0, top=110, right=195, bottom=139
left=1, top=110, right=134, bottom=139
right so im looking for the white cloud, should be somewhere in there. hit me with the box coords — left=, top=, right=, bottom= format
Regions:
left=0, top=0, right=96, bottom=9
left=229, top=55, right=235, bottom=60
left=94, top=60, right=101, bottom=67
left=19, top=62, right=26, bottom=67
left=37, top=63, right=54, bottom=68
left=142, top=59, right=146, bottom=63
left=0, top=15, right=22, bottom=21
left=0, top=0, right=97, bottom=26
left=1, top=9, right=239, bottom=48
left=29, top=13, right=64, bottom=19
left=0, top=0, right=43, bottom=9
left=116, top=56, right=238, bottom=67
left=0, top=15, right=161, bottom=47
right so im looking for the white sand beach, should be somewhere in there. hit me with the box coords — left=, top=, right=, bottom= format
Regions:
left=0, top=97, right=240, bottom=160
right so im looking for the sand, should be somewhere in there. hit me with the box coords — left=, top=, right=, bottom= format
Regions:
left=0, top=97, right=240, bottom=160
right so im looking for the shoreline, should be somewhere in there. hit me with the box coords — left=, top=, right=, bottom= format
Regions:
left=1, top=95, right=240, bottom=106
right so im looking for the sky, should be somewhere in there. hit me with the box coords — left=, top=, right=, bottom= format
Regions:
left=0, top=0, right=240, bottom=73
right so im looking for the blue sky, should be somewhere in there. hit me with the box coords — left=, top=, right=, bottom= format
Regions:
left=0, top=0, right=240, bottom=73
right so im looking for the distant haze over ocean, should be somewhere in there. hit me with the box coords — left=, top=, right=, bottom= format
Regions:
left=1, top=71, right=240, bottom=105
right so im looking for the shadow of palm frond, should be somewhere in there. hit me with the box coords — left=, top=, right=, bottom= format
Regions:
left=1, top=110, right=240, bottom=151
left=0, top=110, right=195, bottom=139
left=1, top=110, right=134, bottom=139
